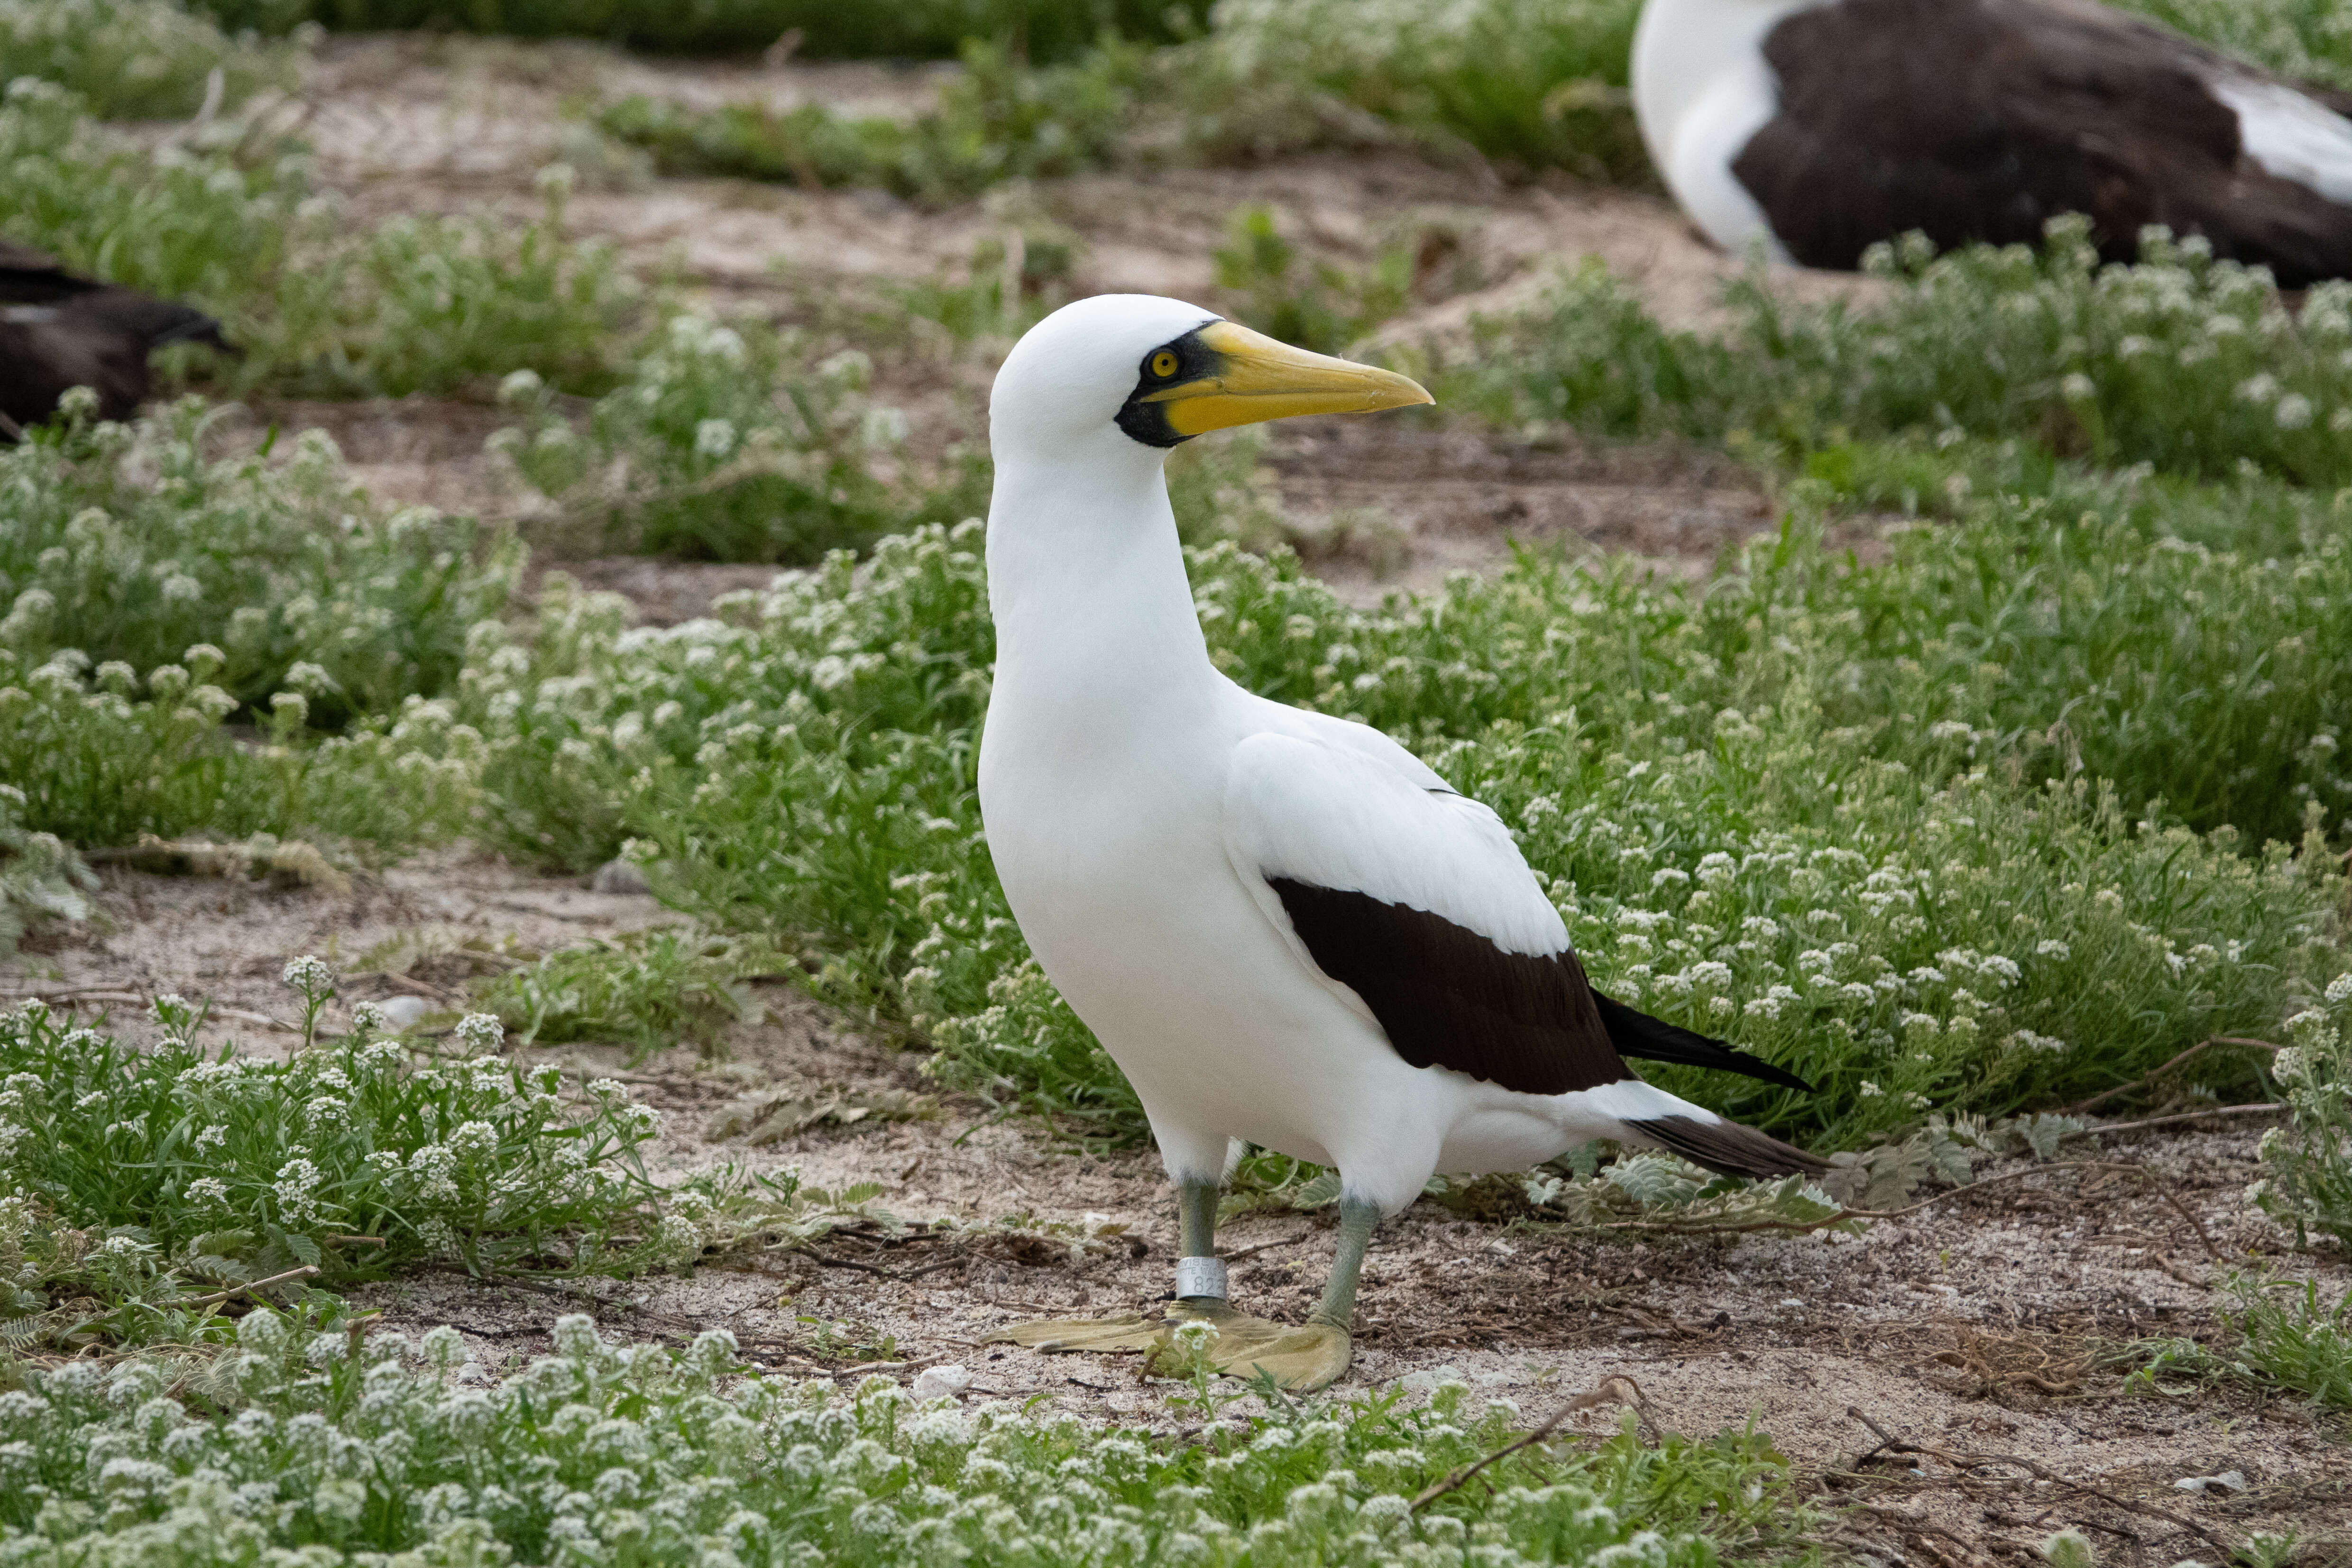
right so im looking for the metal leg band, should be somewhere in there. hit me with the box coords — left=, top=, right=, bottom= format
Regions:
left=1173, top=1256, right=1228, bottom=1302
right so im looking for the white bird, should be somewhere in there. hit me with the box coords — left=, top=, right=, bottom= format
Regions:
left=978, top=294, right=1823, bottom=1390
left=1634, top=0, right=2352, bottom=283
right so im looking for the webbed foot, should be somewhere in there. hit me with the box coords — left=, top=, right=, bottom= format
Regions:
left=979, top=1303, right=1352, bottom=1393
left=1164, top=1299, right=1353, bottom=1392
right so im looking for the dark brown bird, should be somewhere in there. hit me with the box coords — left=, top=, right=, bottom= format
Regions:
left=1634, top=0, right=2352, bottom=284
left=1, top=238, right=230, bottom=438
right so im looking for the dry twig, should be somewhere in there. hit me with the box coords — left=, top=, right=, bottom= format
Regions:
left=2155, top=1186, right=2224, bottom=1262
left=2060, top=1036, right=2279, bottom=1116
left=170, top=1264, right=319, bottom=1313
left=2060, top=1102, right=2286, bottom=1138
left=1220, top=1230, right=1314, bottom=1263
left=1411, top=1376, right=1649, bottom=1512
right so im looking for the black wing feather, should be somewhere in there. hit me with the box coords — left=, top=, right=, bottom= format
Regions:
left=1267, top=878, right=1813, bottom=1099
left=1268, top=878, right=1627, bottom=1095
left=1736, top=0, right=2352, bottom=284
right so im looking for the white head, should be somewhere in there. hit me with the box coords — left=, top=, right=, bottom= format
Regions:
left=989, top=293, right=1431, bottom=469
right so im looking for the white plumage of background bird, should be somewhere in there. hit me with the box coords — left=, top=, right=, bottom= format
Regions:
left=979, top=293, right=1824, bottom=1390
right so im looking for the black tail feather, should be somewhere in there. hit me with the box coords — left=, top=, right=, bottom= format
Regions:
left=1625, top=1114, right=1829, bottom=1180
left=1591, top=989, right=1816, bottom=1094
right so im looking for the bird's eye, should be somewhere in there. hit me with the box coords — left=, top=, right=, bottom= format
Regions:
left=1149, top=350, right=1180, bottom=379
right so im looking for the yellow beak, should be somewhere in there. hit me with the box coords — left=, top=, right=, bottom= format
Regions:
left=1142, top=320, right=1433, bottom=436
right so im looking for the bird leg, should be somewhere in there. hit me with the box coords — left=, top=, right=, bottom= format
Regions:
left=1173, top=1176, right=1226, bottom=1302
left=1308, top=1197, right=1380, bottom=1329
left=1158, top=1192, right=1368, bottom=1393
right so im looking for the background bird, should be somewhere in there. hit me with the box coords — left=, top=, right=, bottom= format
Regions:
left=1635, top=0, right=2352, bottom=282
left=1, top=238, right=230, bottom=438
left=978, top=293, right=1825, bottom=1391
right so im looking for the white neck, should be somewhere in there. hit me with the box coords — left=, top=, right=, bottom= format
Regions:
left=984, top=433, right=1217, bottom=730
left=1632, top=0, right=1823, bottom=163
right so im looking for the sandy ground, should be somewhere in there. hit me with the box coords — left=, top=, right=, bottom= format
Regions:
left=9, top=863, right=2348, bottom=1563
left=17, top=32, right=2349, bottom=1567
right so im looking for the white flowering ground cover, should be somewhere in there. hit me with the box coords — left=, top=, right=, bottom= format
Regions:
left=4, top=3, right=2352, bottom=1561
left=0, top=1310, right=1820, bottom=1568
left=0, top=990, right=672, bottom=1342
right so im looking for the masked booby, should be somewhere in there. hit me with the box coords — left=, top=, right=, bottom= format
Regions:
left=1634, top=0, right=2352, bottom=282
left=977, top=294, right=1824, bottom=1391
left=1, top=238, right=231, bottom=438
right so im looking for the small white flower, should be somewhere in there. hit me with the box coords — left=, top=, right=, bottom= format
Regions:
left=1858, top=1081, right=1883, bottom=1098
left=693, top=418, right=738, bottom=460
left=184, top=1177, right=229, bottom=1207
left=2325, top=973, right=2352, bottom=1005
left=453, top=1013, right=505, bottom=1053
left=281, top=956, right=335, bottom=996
left=2276, top=393, right=2314, bottom=430
left=2036, top=940, right=2071, bottom=960
left=282, top=662, right=341, bottom=698
left=448, top=1120, right=498, bottom=1158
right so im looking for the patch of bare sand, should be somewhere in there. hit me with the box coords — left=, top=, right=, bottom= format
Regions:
left=0, top=854, right=682, bottom=1053
left=1261, top=418, right=1782, bottom=602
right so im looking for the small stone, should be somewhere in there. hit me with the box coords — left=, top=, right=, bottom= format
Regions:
left=911, top=1364, right=972, bottom=1401
left=2171, top=1470, right=2246, bottom=1494
left=378, top=995, right=429, bottom=1033
left=591, top=858, right=653, bottom=895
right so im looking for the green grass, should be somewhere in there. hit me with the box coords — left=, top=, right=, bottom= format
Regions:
left=443, top=518, right=2341, bottom=1149
left=599, top=37, right=1141, bottom=204
left=0, top=408, right=519, bottom=723
left=1194, top=0, right=1647, bottom=181
left=0, top=985, right=671, bottom=1346
left=1212, top=204, right=1422, bottom=354
left=0, top=0, right=293, bottom=120
left=1440, top=223, right=2352, bottom=486
left=0, top=400, right=512, bottom=852
left=0, top=646, right=481, bottom=853
left=476, top=926, right=790, bottom=1059
left=0, top=1317, right=1819, bottom=1565
left=2227, top=1274, right=2352, bottom=1408
left=1, top=83, right=637, bottom=400
left=2117, top=0, right=2352, bottom=90
left=1438, top=235, right=2352, bottom=847
left=2132, top=1272, right=2352, bottom=1412
left=2252, top=977, right=2352, bottom=1250
left=491, top=312, right=982, bottom=562
left=0, top=790, right=92, bottom=960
